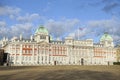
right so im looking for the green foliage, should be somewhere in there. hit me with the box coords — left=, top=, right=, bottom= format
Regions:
left=113, top=62, right=120, bottom=65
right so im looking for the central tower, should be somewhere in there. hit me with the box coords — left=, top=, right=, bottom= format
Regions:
left=100, top=32, right=114, bottom=47
left=34, top=25, right=49, bottom=43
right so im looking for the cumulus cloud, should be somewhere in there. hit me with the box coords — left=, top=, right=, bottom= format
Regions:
left=0, top=18, right=80, bottom=40
left=16, top=13, right=41, bottom=22
left=0, top=21, right=6, bottom=27
left=0, top=6, right=21, bottom=17
left=66, top=17, right=120, bottom=43
left=0, top=21, right=9, bottom=38
left=0, top=4, right=119, bottom=44
left=68, top=25, right=92, bottom=40
left=87, top=17, right=120, bottom=42
left=102, top=0, right=120, bottom=16
left=0, top=22, right=34, bottom=39
left=44, top=19, right=80, bottom=39
left=0, top=6, right=43, bottom=39
left=101, top=0, right=120, bottom=16
left=0, top=16, right=120, bottom=44
left=88, top=0, right=120, bottom=16
left=43, top=16, right=120, bottom=43
left=102, top=2, right=120, bottom=12
left=10, top=23, right=33, bottom=37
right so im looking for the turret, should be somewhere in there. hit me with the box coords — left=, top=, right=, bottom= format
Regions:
left=100, top=32, right=114, bottom=47
left=30, top=35, right=33, bottom=41
left=20, top=34, right=22, bottom=40
left=34, top=25, right=49, bottom=43
left=65, top=36, right=73, bottom=45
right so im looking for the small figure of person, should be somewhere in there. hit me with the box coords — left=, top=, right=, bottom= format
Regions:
left=108, top=61, right=110, bottom=66
left=81, top=58, right=84, bottom=65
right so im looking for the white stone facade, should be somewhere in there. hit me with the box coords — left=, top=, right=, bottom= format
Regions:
left=0, top=27, right=116, bottom=66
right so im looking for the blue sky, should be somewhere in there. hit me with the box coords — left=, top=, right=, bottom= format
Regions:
left=0, top=0, right=120, bottom=43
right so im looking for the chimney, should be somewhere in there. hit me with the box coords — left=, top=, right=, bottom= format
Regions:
left=20, top=34, right=22, bottom=40
left=30, top=35, right=33, bottom=41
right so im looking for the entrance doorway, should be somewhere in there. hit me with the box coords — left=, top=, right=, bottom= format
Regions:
left=81, top=58, right=84, bottom=65
left=54, top=61, right=57, bottom=65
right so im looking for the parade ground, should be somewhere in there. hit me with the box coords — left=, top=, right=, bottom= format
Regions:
left=0, top=65, right=120, bottom=80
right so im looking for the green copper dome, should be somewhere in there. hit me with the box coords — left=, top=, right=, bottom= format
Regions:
left=35, top=26, right=48, bottom=34
left=100, top=32, right=113, bottom=41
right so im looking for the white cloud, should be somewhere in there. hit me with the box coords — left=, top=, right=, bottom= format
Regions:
left=66, top=17, right=120, bottom=43
left=44, top=19, right=80, bottom=38
left=9, top=15, right=15, bottom=19
left=16, top=13, right=40, bottom=22
left=0, top=6, right=43, bottom=39
left=0, top=6, right=21, bottom=16
left=68, top=27, right=89, bottom=40
left=0, top=22, right=34, bottom=39
left=87, top=17, right=120, bottom=42
left=0, top=21, right=6, bottom=27
left=10, top=23, right=33, bottom=38
left=0, top=6, right=42, bottom=39
left=0, top=5, right=119, bottom=44
left=0, top=21, right=9, bottom=37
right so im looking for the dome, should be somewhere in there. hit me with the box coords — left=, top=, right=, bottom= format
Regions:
left=100, top=32, right=113, bottom=41
left=35, top=25, right=48, bottom=34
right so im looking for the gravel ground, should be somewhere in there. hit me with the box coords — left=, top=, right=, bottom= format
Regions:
left=0, top=65, right=120, bottom=80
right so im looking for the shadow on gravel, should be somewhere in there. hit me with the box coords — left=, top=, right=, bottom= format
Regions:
left=0, top=66, right=38, bottom=71
left=0, top=70, right=119, bottom=80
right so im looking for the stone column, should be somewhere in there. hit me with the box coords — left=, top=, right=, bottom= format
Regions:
left=20, top=44, right=22, bottom=65
left=14, top=44, right=17, bottom=65
left=32, top=44, right=34, bottom=65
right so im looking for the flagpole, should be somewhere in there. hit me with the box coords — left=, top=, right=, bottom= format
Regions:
left=78, top=28, right=79, bottom=40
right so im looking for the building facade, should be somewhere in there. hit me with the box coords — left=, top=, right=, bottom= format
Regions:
left=0, top=26, right=116, bottom=66
left=0, top=49, right=4, bottom=65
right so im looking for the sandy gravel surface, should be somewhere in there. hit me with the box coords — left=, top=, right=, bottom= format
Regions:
left=0, top=65, right=120, bottom=80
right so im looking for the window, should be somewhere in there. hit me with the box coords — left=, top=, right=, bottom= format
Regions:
left=16, top=56, right=18, bottom=60
left=40, top=36, right=46, bottom=39
left=30, top=50, right=32, bottom=54
left=26, top=56, right=27, bottom=60
left=29, top=56, right=31, bottom=60
left=25, top=50, right=27, bottom=53
left=11, top=56, right=14, bottom=61
left=22, top=56, right=24, bottom=60
left=25, top=45, right=27, bottom=48
left=34, top=57, right=36, bottom=60
left=108, top=41, right=111, bottom=44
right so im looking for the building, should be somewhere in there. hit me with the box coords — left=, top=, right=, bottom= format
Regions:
left=0, top=26, right=116, bottom=66
left=115, top=45, right=120, bottom=62
left=0, top=49, right=9, bottom=66
left=0, top=49, right=4, bottom=65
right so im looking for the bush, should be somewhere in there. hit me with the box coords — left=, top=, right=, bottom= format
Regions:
left=113, top=62, right=120, bottom=65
